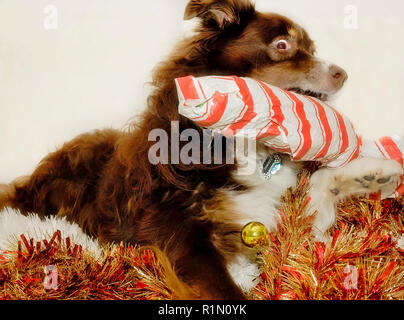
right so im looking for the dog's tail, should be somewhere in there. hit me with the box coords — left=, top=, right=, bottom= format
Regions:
left=148, top=246, right=200, bottom=300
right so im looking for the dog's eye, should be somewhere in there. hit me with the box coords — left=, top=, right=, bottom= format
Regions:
left=268, top=38, right=296, bottom=61
left=275, top=40, right=290, bottom=51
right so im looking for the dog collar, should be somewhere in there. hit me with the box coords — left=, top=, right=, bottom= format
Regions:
left=262, top=154, right=282, bottom=180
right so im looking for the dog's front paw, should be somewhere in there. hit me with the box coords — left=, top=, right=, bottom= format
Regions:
left=328, top=158, right=403, bottom=199
left=309, top=158, right=402, bottom=243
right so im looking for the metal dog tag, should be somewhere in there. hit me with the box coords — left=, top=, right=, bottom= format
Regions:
left=262, top=154, right=282, bottom=180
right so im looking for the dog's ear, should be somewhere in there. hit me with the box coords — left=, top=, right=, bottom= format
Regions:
left=184, top=0, right=255, bottom=29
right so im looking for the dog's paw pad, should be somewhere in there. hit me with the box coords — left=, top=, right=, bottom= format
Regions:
left=350, top=166, right=401, bottom=196
left=329, top=159, right=403, bottom=198
left=364, top=175, right=376, bottom=181
left=354, top=172, right=397, bottom=190
left=330, top=188, right=340, bottom=196
left=376, top=176, right=391, bottom=184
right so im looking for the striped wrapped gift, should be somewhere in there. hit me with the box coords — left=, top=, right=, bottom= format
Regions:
left=175, top=75, right=404, bottom=196
left=361, top=136, right=404, bottom=197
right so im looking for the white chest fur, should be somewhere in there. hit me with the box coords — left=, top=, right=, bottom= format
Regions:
left=224, top=145, right=300, bottom=291
left=225, top=147, right=299, bottom=232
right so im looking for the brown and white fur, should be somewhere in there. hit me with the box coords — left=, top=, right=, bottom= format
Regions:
left=0, top=0, right=402, bottom=299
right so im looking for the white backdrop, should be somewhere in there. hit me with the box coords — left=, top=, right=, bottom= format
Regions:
left=0, top=0, right=403, bottom=182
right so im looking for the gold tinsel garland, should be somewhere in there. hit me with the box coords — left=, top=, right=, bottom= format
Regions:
left=0, top=172, right=403, bottom=300
left=252, top=173, right=404, bottom=300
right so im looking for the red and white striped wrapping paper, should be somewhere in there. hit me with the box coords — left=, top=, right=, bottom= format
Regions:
left=175, top=75, right=404, bottom=196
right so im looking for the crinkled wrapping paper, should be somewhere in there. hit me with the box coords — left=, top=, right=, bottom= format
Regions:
left=176, top=75, right=404, bottom=196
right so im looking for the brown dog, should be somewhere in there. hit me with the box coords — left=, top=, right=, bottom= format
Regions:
left=1, top=0, right=401, bottom=299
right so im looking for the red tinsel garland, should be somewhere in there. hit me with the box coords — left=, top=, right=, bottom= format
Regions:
left=0, top=230, right=172, bottom=300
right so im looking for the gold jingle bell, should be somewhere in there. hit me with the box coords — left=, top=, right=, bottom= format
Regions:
left=241, top=222, right=269, bottom=248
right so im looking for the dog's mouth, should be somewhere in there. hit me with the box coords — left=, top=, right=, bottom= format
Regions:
left=287, top=87, right=329, bottom=101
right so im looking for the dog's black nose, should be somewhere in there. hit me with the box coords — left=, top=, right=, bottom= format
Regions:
left=329, top=65, right=348, bottom=88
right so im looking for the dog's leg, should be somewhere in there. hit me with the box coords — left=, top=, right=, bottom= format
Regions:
left=1, top=164, right=72, bottom=217
left=1, top=129, right=119, bottom=218
left=309, top=158, right=403, bottom=241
